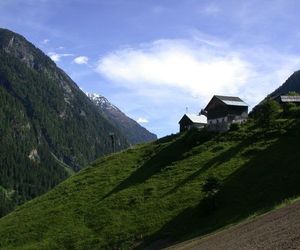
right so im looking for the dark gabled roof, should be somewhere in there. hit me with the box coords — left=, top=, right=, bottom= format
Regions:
left=214, top=95, right=244, bottom=102
left=214, top=95, right=248, bottom=106
left=279, top=95, right=300, bottom=103
left=205, top=95, right=248, bottom=110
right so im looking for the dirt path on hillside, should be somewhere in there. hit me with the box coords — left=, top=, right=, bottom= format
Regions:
left=167, top=201, right=300, bottom=250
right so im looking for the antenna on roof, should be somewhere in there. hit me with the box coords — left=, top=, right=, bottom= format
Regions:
left=186, top=107, right=188, bottom=114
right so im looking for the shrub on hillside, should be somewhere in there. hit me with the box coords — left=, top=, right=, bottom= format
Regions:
left=283, top=103, right=296, bottom=116
left=183, top=128, right=215, bottom=147
left=283, top=103, right=300, bottom=118
left=201, top=177, right=221, bottom=213
left=202, top=177, right=221, bottom=196
left=230, top=123, right=240, bottom=131
left=252, top=99, right=281, bottom=126
left=287, top=91, right=299, bottom=96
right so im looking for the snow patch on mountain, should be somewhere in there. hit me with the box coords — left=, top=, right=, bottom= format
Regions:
left=86, top=92, right=157, bottom=144
left=86, top=93, right=119, bottom=111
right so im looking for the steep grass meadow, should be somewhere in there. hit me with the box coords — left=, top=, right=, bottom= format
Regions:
left=1, top=112, right=300, bottom=249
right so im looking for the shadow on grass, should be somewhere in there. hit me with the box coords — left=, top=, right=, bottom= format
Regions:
left=139, top=125, right=300, bottom=249
left=102, top=130, right=216, bottom=199
left=163, top=131, right=266, bottom=197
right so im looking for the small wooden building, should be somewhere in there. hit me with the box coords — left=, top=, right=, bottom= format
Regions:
left=204, top=95, right=248, bottom=131
left=179, top=114, right=207, bottom=132
left=274, top=95, right=300, bottom=104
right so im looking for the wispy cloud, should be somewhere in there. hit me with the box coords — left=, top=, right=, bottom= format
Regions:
left=48, top=52, right=73, bottom=62
left=74, top=56, right=89, bottom=65
left=201, top=3, right=221, bottom=16
left=42, top=39, right=49, bottom=44
left=137, top=117, right=149, bottom=124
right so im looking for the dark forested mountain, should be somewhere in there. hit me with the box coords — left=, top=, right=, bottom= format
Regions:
left=268, top=70, right=300, bottom=97
left=87, top=93, right=157, bottom=144
left=0, top=28, right=129, bottom=216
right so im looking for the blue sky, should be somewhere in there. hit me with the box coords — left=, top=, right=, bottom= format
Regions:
left=1, top=0, right=300, bottom=137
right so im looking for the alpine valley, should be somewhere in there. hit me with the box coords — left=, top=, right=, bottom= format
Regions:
left=2, top=27, right=300, bottom=250
left=1, top=54, right=300, bottom=249
left=0, top=28, right=156, bottom=217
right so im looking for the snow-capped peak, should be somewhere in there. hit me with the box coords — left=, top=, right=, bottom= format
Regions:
left=86, top=92, right=118, bottom=111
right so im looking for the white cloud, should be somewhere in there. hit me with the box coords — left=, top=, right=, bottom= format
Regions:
left=48, top=52, right=73, bottom=62
left=48, top=52, right=60, bottom=62
left=74, top=56, right=89, bottom=65
left=96, top=38, right=300, bottom=107
left=96, top=39, right=251, bottom=103
left=95, top=36, right=300, bottom=137
left=137, top=117, right=149, bottom=124
left=42, top=39, right=49, bottom=44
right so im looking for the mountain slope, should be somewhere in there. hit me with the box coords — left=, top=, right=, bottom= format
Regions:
left=87, top=93, right=157, bottom=144
left=0, top=108, right=300, bottom=249
left=269, top=70, right=300, bottom=97
left=0, top=28, right=128, bottom=216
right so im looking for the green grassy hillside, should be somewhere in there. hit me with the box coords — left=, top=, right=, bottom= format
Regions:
left=1, top=107, right=300, bottom=249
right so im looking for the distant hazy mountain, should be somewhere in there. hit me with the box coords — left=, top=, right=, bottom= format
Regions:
left=269, top=70, right=300, bottom=97
left=87, top=93, right=157, bottom=145
left=0, top=28, right=129, bottom=216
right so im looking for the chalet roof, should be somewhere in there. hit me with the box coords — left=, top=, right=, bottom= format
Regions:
left=204, top=95, right=248, bottom=111
left=214, top=95, right=248, bottom=106
left=278, top=95, right=300, bottom=103
left=180, top=114, right=207, bottom=124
